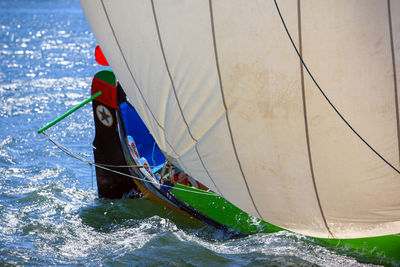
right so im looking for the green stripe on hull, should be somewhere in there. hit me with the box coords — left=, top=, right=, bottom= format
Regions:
left=172, top=183, right=400, bottom=265
left=172, top=183, right=282, bottom=234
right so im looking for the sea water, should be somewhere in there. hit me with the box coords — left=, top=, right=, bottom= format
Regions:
left=0, top=0, right=378, bottom=266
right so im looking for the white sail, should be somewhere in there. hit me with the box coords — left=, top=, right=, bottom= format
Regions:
left=79, top=0, right=400, bottom=239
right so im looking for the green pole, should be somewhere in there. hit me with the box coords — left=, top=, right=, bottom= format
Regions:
left=38, top=91, right=102, bottom=134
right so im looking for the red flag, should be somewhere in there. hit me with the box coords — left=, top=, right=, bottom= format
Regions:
left=95, top=45, right=109, bottom=66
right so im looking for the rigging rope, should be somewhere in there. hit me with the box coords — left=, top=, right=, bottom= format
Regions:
left=41, top=131, right=218, bottom=197
left=151, top=141, right=157, bottom=167
left=273, top=0, right=400, bottom=175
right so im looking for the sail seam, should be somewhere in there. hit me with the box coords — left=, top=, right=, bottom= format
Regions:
left=297, top=0, right=333, bottom=238
left=273, top=0, right=400, bottom=177
left=208, top=0, right=263, bottom=219
left=99, top=0, right=186, bottom=169
left=387, top=0, right=400, bottom=168
left=150, top=0, right=223, bottom=196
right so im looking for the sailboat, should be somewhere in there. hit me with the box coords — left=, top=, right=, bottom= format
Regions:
left=78, top=1, right=400, bottom=265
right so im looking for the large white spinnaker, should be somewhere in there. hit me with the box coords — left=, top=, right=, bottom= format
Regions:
left=79, top=0, right=400, bottom=239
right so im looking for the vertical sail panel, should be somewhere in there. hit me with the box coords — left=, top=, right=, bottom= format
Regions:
left=211, top=0, right=328, bottom=236
left=99, top=0, right=197, bottom=159
left=151, top=0, right=259, bottom=213
left=79, top=0, right=170, bottom=155
left=301, top=1, right=400, bottom=237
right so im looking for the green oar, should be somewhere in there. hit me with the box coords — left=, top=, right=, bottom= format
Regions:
left=38, top=91, right=102, bottom=134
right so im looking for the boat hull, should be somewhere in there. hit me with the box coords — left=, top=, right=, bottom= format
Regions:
left=172, top=183, right=400, bottom=265
left=91, top=71, right=400, bottom=266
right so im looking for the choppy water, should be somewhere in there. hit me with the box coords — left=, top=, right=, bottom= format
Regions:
left=0, top=1, right=382, bottom=266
